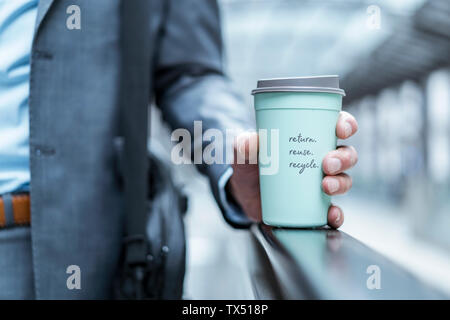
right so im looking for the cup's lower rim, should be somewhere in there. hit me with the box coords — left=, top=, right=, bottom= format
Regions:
left=251, top=86, right=346, bottom=96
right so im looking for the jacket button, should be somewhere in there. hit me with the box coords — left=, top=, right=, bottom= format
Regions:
left=34, top=50, right=53, bottom=60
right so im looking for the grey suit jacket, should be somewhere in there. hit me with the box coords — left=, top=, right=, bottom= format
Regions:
left=29, top=0, right=253, bottom=299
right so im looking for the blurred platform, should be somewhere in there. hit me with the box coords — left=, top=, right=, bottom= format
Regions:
left=182, top=172, right=450, bottom=299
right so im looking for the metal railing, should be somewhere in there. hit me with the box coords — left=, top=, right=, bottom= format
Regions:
left=248, top=224, right=447, bottom=299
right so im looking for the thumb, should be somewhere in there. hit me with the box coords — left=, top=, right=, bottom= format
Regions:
left=235, top=131, right=259, bottom=165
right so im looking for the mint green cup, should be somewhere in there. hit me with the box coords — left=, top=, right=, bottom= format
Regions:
left=252, top=76, right=345, bottom=227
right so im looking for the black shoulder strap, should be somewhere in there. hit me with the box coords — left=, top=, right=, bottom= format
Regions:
left=120, top=0, right=151, bottom=267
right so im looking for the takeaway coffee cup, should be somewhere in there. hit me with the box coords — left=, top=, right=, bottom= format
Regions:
left=252, top=75, right=345, bottom=227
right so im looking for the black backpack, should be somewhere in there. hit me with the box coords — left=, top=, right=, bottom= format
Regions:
left=114, top=143, right=188, bottom=299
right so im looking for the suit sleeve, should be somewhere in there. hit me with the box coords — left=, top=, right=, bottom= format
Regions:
left=153, top=0, right=254, bottom=228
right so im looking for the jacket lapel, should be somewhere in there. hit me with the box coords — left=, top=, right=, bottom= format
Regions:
left=35, top=0, right=55, bottom=33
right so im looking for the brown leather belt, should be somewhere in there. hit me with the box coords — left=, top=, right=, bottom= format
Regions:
left=0, top=193, right=31, bottom=228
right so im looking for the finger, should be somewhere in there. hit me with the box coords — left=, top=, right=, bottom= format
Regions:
left=322, top=173, right=352, bottom=195
left=235, top=131, right=259, bottom=164
left=336, top=111, right=358, bottom=139
left=322, top=145, right=358, bottom=175
left=327, top=205, right=344, bottom=229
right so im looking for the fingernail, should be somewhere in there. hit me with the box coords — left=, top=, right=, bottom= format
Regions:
left=350, top=146, right=357, bottom=166
left=344, top=121, right=352, bottom=138
left=327, top=158, right=341, bottom=174
left=237, top=134, right=247, bottom=155
left=335, top=209, right=341, bottom=224
left=327, top=179, right=339, bottom=194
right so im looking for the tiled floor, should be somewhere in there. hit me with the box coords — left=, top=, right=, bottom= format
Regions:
left=337, top=195, right=450, bottom=297
left=181, top=169, right=254, bottom=299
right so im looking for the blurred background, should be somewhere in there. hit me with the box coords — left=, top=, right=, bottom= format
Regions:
left=151, top=0, right=450, bottom=299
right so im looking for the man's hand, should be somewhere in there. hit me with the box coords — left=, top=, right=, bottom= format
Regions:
left=228, top=111, right=358, bottom=229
